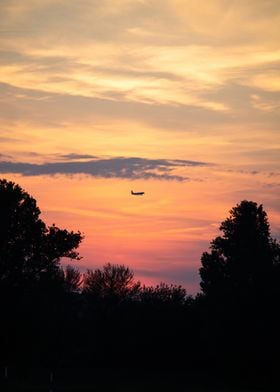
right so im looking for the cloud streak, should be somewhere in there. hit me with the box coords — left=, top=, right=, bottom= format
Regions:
left=0, top=156, right=208, bottom=181
left=1, top=0, right=279, bottom=119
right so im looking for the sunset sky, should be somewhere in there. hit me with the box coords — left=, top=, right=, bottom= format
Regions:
left=1, top=0, right=279, bottom=293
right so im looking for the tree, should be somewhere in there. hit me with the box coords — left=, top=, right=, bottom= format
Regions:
left=140, top=282, right=189, bottom=307
left=81, top=264, right=141, bottom=366
left=198, top=200, right=280, bottom=375
left=83, top=262, right=141, bottom=302
left=0, top=179, right=83, bottom=290
left=0, top=179, right=84, bottom=364
left=199, top=200, right=279, bottom=298
left=63, top=265, right=82, bottom=293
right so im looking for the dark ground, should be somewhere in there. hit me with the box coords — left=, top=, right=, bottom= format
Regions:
left=0, top=367, right=278, bottom=392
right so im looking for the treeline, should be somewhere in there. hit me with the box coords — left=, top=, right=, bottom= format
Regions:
left=0, top=179, right=280, bottom=386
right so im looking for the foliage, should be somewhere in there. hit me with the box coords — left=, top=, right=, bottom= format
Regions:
left=199, top=200, right=280, bottom=297
left=83, top=262, right=141, bottom=302
left=0, top=179, right=83, bottom=290
left=140, top=282, right=189, bottom=307
left=198, top=200, right=280, bottom=376
left=63, top=265, right=82, bottom=293
left=0, top=179, right=84, bottom=365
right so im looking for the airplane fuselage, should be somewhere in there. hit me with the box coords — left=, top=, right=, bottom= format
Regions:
left=131, top=190, right=145, bottom=195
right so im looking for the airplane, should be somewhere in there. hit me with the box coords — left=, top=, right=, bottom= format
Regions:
left=131, top=190, right=145, bottom=196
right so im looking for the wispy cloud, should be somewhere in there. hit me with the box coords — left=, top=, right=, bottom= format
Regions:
left=0, top=156, right=209, bottom=181
left=2, top=1, right=279, bottom=113
left=0, top=153, right=11, bottom=159
left=60, top=153, right=97, bottom=160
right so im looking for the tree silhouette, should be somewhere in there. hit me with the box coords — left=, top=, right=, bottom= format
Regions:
left=63, top=265, right=82, bottom=293
left=140, top=282, right=189, bottom=307
left=81, top=263, right=141, bottom=366
left=199, top=200, right=279, bottom=298
left=83, top=262, right=141, bottom=302
left=0, top=179, right=83, bottom=290
left=198, top=200, right=280, bottom=377
left=0, top=179, right=83, bottom=365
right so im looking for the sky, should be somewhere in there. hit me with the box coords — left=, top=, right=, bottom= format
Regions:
left=1, top=0, right=280, bottom=293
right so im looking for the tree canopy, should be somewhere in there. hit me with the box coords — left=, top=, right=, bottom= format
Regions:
left=140, top=282, right=188, bottom=307
left=0, top=179, right=83, bottom=290
left=199, top=200, right=280, bottom=299
left=83, top=262, right=141, bottom=302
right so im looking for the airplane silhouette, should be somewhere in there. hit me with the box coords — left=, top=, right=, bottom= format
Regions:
left=131, top=190, right=145, bottom=196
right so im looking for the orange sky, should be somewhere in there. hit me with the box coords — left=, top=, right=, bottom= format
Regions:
left=1, top=0, right=280, bottom=293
